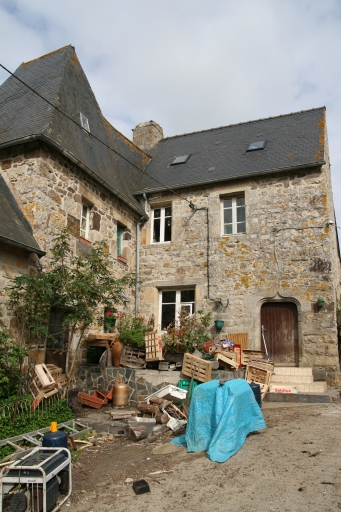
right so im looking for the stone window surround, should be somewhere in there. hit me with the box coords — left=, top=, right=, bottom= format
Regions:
left=221, top=193, right=246, bottom=235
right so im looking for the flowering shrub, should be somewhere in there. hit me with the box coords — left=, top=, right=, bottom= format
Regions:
left=162, top=308, right=212, bottom=354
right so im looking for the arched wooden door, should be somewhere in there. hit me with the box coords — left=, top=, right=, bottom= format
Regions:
left=261, top=302, right=298, bottom=366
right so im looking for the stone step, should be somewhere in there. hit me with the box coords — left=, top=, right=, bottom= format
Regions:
left=273, top=367, right=313, bottom=377
left=270, top=381, right=327, bottom=393
left=271, top=374, right=313, bottom=384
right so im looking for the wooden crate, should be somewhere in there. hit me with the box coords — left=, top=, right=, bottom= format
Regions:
left=121, top=346, right=146, bottom=368
left=245, top=364, right=272, bottom=387
left=182, top=353, right=212, bottom=383
left=219, top=333, right=249, bottom=350
left=242, top=349, right=266, bottom=366
left=216, top=353, right=239, bottom=369
left=145, top=331, right=163, bottom=361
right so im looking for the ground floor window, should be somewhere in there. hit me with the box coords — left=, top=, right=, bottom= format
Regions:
left=159, top=289, right=195, bottom=329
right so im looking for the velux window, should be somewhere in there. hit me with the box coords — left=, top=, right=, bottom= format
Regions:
left=160, top=289, right=195, bottom=329
left=152, top=206, right=172, bottom=243
left=222, top=196, right=246, bottom=235
left=80, top=204, right=90, bottom=239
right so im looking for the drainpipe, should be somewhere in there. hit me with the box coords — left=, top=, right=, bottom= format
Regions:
left=135, top=194, right=148, bottom=313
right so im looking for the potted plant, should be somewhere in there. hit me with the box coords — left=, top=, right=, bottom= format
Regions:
left=162, top=308, right=212, bottom=360
left=213, top=298, right=224, bottom=329
left=116, top=311, right=147, bottom=349
left=317, top=297, right=325, bottom=307
left=104, top=307, right=117, bottom=332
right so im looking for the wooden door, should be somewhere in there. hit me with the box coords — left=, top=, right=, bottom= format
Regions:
left=45, top=309, right=68, bottom=371
left=261, top=302, right=298, bottom=366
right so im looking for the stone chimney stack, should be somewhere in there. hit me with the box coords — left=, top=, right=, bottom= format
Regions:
left=132, top=121, right=164, bottom=151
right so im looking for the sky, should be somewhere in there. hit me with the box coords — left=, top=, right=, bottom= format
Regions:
left=1, top=0, right=340, bottom=223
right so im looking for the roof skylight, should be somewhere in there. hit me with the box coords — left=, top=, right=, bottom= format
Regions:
left=80, top=112, right=90, bottom=133
left=246, top=141, right=266, bottom=152
left=170, top=155, right=191, bottom=166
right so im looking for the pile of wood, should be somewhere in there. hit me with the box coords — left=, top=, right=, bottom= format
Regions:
left=138, top=396, right=187, bottom=422
left=29, top=364, right=68, bottom=410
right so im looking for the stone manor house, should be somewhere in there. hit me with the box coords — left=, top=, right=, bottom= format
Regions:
left=0, top=46, right=340, bottom=385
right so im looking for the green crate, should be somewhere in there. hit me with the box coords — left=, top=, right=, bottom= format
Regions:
left=177, top=379, right=198, bottom=399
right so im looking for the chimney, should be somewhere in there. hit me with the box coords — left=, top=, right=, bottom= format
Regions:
left=132, top=121, right=163, bottom=151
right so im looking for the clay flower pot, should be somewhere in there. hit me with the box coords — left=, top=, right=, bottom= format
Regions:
left=214, top=320, right=224, bottom=330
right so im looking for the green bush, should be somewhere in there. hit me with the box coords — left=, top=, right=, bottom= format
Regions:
left=0, top=396, right=74, bottom=460
left=120, top=328, right=146, bottom=348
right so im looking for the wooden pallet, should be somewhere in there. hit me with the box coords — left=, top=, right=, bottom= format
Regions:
left=121, top=346, right=146, bottom=368
left=145, top=331, right=163, bottom=362
left=182, top=353, right=212, bottom=383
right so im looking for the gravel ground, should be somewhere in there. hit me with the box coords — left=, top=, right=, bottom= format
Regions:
left=60, top=401, right=341, bottom=512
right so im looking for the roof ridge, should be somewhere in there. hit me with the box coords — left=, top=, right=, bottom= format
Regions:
left=20, top=45, right=74, bottom=67
left=162, top=106, right=326, bottom=141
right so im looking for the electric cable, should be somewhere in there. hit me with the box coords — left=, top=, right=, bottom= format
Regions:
left=0, top=63, right=193, bottom=207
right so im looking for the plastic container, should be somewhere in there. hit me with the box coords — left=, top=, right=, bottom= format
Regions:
left=177, top=379, right=198, bottom=394
left=42, top=422, right=68, bottom=448
left=249, top=381, right=262, bottom=409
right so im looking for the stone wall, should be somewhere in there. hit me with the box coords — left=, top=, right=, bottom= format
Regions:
left=139, top=161, right=341, bottom=383
left=0, top=141, right=140, bottom=367
left=75, top=365, right=245, bottom=405
left=0, top=241, right=40, bottom=332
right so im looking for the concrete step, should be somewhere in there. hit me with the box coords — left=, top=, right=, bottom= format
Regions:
left=271, top=374, right=313, bottom=384
left=273, top=367, right=313, bottom=377
left=270, top=381, right=327, bottom=393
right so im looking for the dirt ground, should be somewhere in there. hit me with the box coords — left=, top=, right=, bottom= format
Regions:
left=60, top=402, right=341, bottom=512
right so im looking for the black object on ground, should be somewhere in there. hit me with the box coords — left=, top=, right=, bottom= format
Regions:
left=132, top=479, right=150, bottom=495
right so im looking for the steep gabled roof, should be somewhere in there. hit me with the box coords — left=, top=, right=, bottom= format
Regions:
left=0, top=46, right=150, bottom=214
left=133, top=107, right=326, bottom=194
left=0, top=175, right=45, bottom=255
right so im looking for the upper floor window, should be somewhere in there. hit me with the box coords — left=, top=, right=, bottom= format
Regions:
left=152, top=206, right=172, bottom=244
left=222, top=195, right=246, bottom=235
left=80, top=204, right=90, bottom=239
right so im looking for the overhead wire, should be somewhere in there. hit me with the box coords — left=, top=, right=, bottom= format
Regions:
left=0, top=63, right=193, bottom=207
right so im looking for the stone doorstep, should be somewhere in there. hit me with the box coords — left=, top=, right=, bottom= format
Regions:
left=270, top=381, right=327, bottom=393
left=271, top=374, right=313, bottom=384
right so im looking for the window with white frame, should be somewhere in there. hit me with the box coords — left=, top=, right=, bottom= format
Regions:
left=152, top=206, right=172, bottom=243
left=222, top=195, right=246, bottom=235
left=159, top=289, right=195, bottom=329
left=80, top=204, right=90, bottom=239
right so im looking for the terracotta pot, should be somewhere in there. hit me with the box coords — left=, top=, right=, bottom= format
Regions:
left=112, top=339, right=123, bottom=367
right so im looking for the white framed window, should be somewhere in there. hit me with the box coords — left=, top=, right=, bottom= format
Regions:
left=159, top=289, right=195, bottom=329
left=152, top=206, right=172, bottom=243
left=80, top=204, right=90, bottom=239
left=222, top=195, right=246, bottom=235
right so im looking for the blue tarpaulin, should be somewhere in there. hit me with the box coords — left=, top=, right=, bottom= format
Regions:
left=171, top=379, right=266, bottom=462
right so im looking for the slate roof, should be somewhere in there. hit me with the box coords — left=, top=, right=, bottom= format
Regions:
left=133, top=107, right=326, bottom=194
left=0, top=46, right=150, bottom=214
left=0, top=175, right=44, bottom=255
